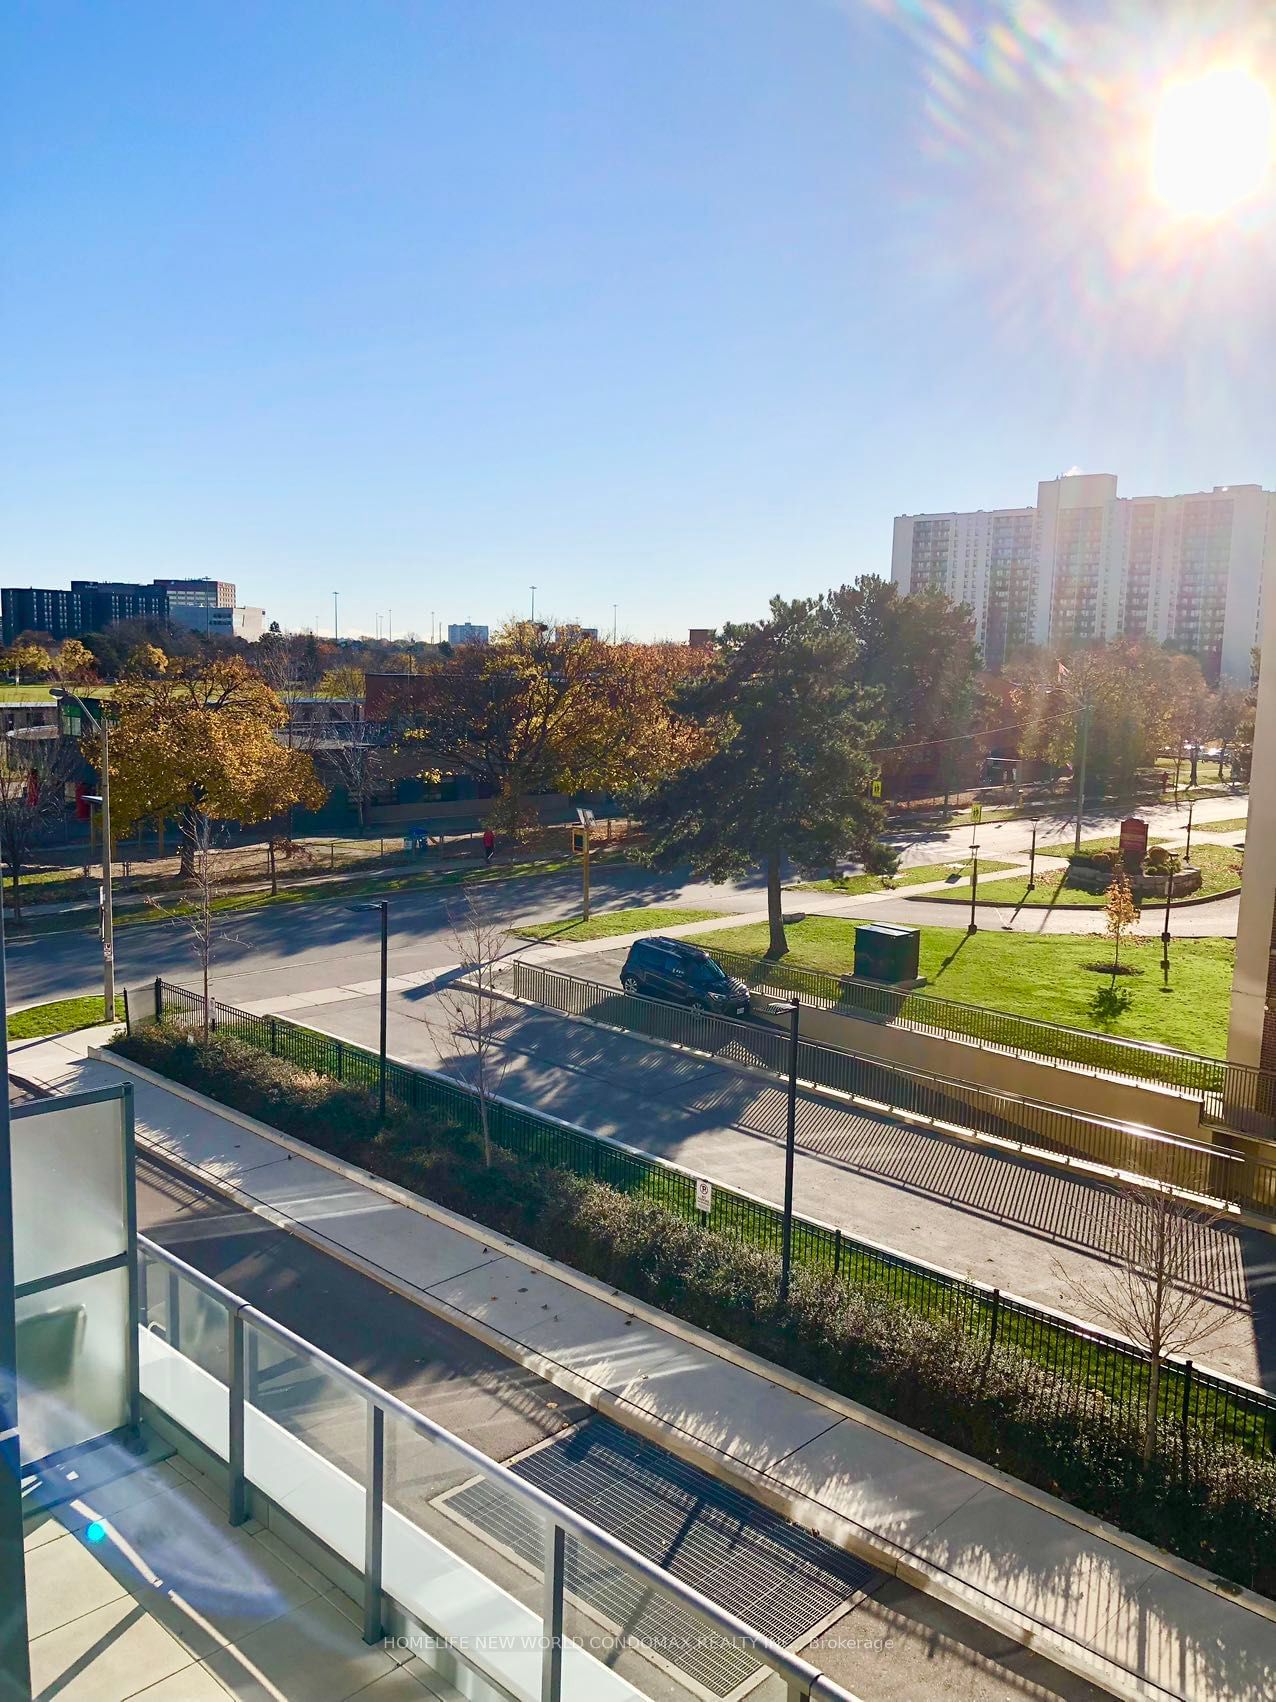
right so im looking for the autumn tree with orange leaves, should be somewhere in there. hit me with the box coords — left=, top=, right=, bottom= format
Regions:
left=396, top=623, right=710, bottom=832
left=102, top=655, right=326, bottom=876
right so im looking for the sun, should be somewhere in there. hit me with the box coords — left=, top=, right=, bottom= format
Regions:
left=1150, top=66, right=1274, bottom=219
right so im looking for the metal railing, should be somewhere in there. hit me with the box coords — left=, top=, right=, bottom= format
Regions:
left=511, top=961, right=1269, bottom=1213
left=143, top=977, right=1276, bottom=1461
left=138, top=1235, right=860, bottom=1702
left=697, top=942, right=1246, bottom=1108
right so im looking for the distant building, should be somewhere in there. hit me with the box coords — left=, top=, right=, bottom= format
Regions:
left=891, top=473, right=1276, bottom=682
left=1, top=577, right=256, bottom=645
left=688, top=628, right=715, bottom=649
left=155, top=578, right=236, bottom=611
left=447, top=622, right=489, bottom=645
left=168, top=605, right=265, bottom=642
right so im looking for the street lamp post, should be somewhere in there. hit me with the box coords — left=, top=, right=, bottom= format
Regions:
left=769, top=996, right=800, bottom=1304
left=968, top=838, right=980, bottom=935
left=349, top=900, right=389, bottom=1119
left=1027, top=817, right=1039, bottom=892
left=1161, top=868, right=1174, bottom=988
left=53, top=688, right=114, bottom=1021
left=1185, top=799, right=1195, bottom=863
left=1072, top=700, right=1091, bottom=856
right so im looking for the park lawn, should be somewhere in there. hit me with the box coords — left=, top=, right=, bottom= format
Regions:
left=792, top=858, right=1020, bottom=896
left=518, top=906, right=727, bottom=943
left=693, top=915, right=1235, bottom=1056
left=954, top=840, right=1244, bottom=910
left=9, top=994, right=124, bottom=1040
left=1194, top=816, right=1248, bottom=836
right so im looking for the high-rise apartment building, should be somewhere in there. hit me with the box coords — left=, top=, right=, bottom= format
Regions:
left=891, top=473, right=1276, bottom=681
left=446, top=621, right=489, bottom=644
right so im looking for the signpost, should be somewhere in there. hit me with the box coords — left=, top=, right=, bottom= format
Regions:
left=1119, top=816, right=1149, bottom=875
left=695, top=1178, right=713, bottom=1219
left=575, top=807, right=595, bottom=922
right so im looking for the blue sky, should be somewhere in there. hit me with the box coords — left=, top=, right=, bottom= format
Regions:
left=4, top=1, right=1274, bottom=640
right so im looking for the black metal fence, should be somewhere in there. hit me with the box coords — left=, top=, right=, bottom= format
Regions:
left=147, top=975, right=1276, bottom=1461
left=510, top=961, right=1276, bottom=1215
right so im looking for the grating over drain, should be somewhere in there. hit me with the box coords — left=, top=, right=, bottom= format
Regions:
left=435, top=1417, right=880, bottom=1699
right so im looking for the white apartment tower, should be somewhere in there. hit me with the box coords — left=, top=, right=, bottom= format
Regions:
left=891, top=473, right=1276, bottom=682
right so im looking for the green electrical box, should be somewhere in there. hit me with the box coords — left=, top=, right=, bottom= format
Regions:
left=853, top=923, right=921, bottom=986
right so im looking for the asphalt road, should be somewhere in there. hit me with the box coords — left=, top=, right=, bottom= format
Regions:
left=7, top=789, right=1249, bottom=1009
left=137, top=1152, right=1106, bottom=1702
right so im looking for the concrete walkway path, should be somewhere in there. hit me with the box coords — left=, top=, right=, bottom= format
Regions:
left=11, top=1026, right=1276, bottom=1702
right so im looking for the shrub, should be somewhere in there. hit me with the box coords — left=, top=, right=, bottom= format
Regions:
left=115, top=1023, right=1276, bottom=1599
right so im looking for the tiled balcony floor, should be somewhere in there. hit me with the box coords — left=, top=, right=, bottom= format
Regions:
left=23, top=1453, right=459, bottom=1701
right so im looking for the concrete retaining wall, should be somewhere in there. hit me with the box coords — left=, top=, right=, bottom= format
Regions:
left=749, top=996, right=1209, bottom=1142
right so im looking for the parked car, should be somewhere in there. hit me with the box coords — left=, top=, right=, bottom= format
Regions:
left=619, top=937, right=750, bottom=1016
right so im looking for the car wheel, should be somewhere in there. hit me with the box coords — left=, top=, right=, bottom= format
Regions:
left=621, top=975, right=639, bottom=996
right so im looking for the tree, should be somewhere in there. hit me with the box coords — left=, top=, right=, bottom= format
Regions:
left=828, top=579, right=981, bottom=799
left=319, top=664, right=366, bottom=700
left=1055, top=1178, right=1227, bottom=1463
left=1009, top=642, right=1204, bottom=795
left=3, top=642, right=52, bottom=683
left=640, top=596, right=887, bottom=957
left=418, top=895, right=514, bottom=1167
left=1104, top=860, right=1140, bottom=978
left=104, top=655, right=327, bottom=876
left=327, top=720, right=383, bottom=830
left=0, top=740, right=80, bottom=921
left=54, top=638, right=98, bottom=684
left=398, top=623, right=705, bottom=833
left=1208, top=685, right=1247, bottom=780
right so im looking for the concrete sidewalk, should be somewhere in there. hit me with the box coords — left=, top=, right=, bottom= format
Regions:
left=12, top=1026, right=1276, bottom=1702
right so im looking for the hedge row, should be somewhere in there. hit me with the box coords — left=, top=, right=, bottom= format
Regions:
left=117, top=1023, right=1276, bottom=1600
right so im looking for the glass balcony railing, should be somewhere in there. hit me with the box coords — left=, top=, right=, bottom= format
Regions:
left=136, top=1235, right=862, bottom=1702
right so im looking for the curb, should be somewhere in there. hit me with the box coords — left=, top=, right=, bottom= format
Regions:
left=97, top=1045, right=1276, bottom=1678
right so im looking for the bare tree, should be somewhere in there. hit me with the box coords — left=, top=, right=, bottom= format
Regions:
left=150, top=812, right=219, bottom=1035
left=327, top=719, right=383, bottom=831
left=1056, top=1178, right=1229, bottom=1462
left=419, top=894, right=514, bottom=1167
left=0, top=737, right=80, bottom=922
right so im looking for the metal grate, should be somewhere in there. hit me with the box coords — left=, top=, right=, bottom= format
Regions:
left=437, top=1417, right=880, bottom=1699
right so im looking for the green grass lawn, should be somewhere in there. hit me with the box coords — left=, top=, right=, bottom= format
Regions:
left=1193, top=816, right=1248, bottom=836
left=792, top=858, right=1020, bottom=896
left=693, top=914, right=1234, bottom=1056
left=948, top=840, right=1244, bottom=911
left=9, top=994, right=124, bottom=1040
left=517, top=905, right=726, bottom=943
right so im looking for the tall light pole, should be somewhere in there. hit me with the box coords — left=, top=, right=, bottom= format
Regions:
left=349, top=900, right=389, bottom=1119
left=530, top=585, right=537, bottom=623
left=769, top=997, right=800, bottom=1303
left=1027, top=815, right=1040, bottom=892
left=968, top=836, right=980, bottom=935
left=612, top=604, right=618, bottom=644
left=53, top=688, right=114, bottom=1021
left=333, top=591, right=339, bottom=644
left=1072, top=699, right=1091, bottom=855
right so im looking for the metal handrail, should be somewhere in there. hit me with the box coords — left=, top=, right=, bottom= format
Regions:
left=138, top=1234, right=861, bottom=1702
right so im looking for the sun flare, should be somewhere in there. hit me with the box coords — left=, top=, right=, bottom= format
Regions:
left=1150, top=66, right=1274, bottom=219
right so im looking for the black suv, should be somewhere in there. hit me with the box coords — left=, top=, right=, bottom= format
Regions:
left=619, top=937, right=750, bottom=1016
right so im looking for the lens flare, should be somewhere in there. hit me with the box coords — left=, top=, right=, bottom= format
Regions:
left=1151, top=66, right=1274, bottom=218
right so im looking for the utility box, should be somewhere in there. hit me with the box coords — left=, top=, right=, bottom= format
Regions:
left=853, top=923, right=922, bottom=987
